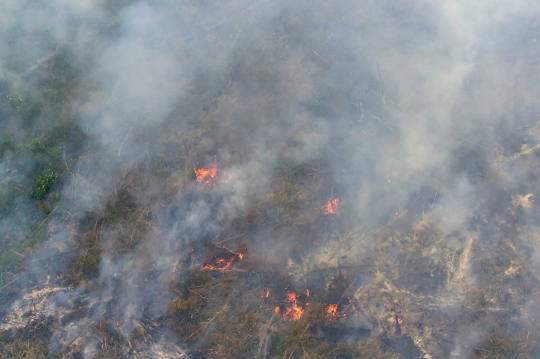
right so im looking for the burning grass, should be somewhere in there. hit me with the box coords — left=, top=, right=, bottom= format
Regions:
left=325, top=303, right=338, bottom=319
left=193, top=164, right=217, bottom=186
left=318, top=197, right=339, bottom=215
left=193, top=163, right=235, bottom=187
left=162, top=247, right=390, bottom=359
left=275, top=291, right=310, bottom=321
left=201, top=253, right=243, bottom=271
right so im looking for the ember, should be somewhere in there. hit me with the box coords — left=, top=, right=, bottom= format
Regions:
left=319, top=198, right=339, bottom=215
left=224, top=172, right=234, bottom=184
left=347, top=297, right=361, bottom=317
left=386, top=172, right=398, bottom=183
left=197, top=348, right=222, bottom=356
left=193, top=164, right=218, bottom=186
left=326, top=304, right=338, bottom=318
left=395, top=315, right=403, bottom=336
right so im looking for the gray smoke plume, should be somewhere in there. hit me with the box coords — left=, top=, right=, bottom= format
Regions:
left=2, top=0, right=540, bottom=358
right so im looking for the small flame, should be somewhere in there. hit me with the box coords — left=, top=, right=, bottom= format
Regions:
left=397, top=317, right=403, bottom=326
left=326, top=304, right=338, bottom=318
left=276, top=292, right=309, bottom=321
left=201, top=253, right=243, bottom=271
left=171, top=264, right=177, bottom=273
left=320, top=198, right=339, bottom=215
left=202, top=258, right=233, bottom=271
left=194, top=164, right=218, bottom=186
left=266, top=288, right=270, bottom=298
left=284, top=293, right=305, bottom=321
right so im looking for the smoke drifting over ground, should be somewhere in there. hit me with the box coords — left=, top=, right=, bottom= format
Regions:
left=2, top=0, right=540, bottom=358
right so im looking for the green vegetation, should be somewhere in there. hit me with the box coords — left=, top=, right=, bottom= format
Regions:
left=30, top=139, right=47, bottom=155
left=7, top=92, right=24, bottom=112
left=0, top=322, right=50, bottom=358
left=0, top=337, right=49, bottom=359
left=31, top=169, right=58, bottom=199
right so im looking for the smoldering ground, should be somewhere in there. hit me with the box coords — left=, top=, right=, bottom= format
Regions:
left=2, top=0, right=540, bottom=358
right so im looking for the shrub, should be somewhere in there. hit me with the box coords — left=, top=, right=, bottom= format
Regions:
left=32, top=169, right=58, bottom=199
left=30, top=139, right=47, bottom=155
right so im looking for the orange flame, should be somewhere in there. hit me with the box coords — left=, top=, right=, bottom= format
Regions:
left=201, top=253, right=242, bottom=271
left=326, top=304, right=338, bottom=318
left=266, top=288, right=270, bottom=298
left=202, top=257, right=234, bottom=271
left=397, top=317, right=403, bottom=326
left=194, top=164, right=218, bottom=186
left=320, top=198, right=339, bottom=215
left=280, top=292, right=308, bottom=321
left=284, top=293, right=305, bottom=321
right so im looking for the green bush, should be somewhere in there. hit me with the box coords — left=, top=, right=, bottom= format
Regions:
left=30, top=139, right=47, bottom=155
left=32, top=169, right=58, bottom=199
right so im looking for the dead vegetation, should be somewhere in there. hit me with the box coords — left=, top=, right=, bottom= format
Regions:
left=469, top=331, right=540, bottom=359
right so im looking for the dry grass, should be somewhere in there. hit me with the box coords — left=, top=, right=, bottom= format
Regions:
left=469, top=331, right=539, bottom=359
